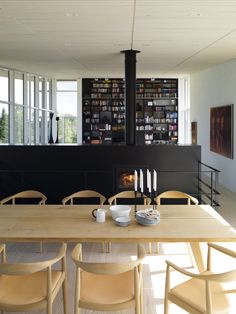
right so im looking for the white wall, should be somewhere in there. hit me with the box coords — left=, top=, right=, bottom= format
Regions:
left=190, top=59, right=236, bottom=192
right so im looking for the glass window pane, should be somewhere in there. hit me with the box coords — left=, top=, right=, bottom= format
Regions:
left=56, top=80, right=77, bottom=144
left=39, top=78, right=43, bottom=109
left=0, top=103, right=9, bottom=143
left=64, top=116, right=77, bottom=143
left=14, top=72, right=24, bottom=105
left=57, top=81, right=77, bottom=91
left=57, top=92, right=77, bottom=116
left=31, top=77, right=35, bottom=107
left=31, top=109, right=35, bottom=143
left=46, top=80, right=52, bottom=110
left=39, top=110, right=43, bottom=144
left=14, top=105, right=23, bottom=143
left=0, top=69, right=9, bottom=102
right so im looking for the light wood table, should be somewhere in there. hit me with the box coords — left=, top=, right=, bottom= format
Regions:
left=0, top=204, right=236, bottom=272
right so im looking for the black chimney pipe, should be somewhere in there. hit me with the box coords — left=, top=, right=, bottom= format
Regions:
left=121, top=49, right=140, bottom=145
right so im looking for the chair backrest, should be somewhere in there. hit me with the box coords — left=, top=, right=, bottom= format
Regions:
left=156, top=190, right=199, bottom=205
left=62, top=190, right=106, bottom=205
left=108, top=190, right=151, bottom=205
left=165, top=242, right=236, bottom=314
left=0, top=190, right=47, bottom=205
left=0, top=243, right=66, bottom=275
left=72, top=243, right=145, bottom=275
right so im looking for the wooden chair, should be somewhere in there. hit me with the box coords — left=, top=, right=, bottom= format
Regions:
left=153, top=190, right=199, bottom=255
left=108, top=190, right=151, bottom=205
left=0, top=190, right=47, bottom=205
left=62, top=190, right=109, bottom=253
left=0, top=190, right=47, bottom=252
left=164, top=242, right=236, bottom=314
left=108, top=191, right=151, bottom=254
left=72, top=243, right=145, bottom=314
left=0, top=243, right=67, bottom=314
left=62, top=190, right=106, bottom=205
left=156, top=190, right=199, bottom=206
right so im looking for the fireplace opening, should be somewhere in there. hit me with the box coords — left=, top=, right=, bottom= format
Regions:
left=119, top=172, right=135, bottom=190
left=114, top=165, right=146, bottom=193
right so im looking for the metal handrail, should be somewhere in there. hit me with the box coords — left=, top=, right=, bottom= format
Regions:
left=198, top=161, right=221, bottom=208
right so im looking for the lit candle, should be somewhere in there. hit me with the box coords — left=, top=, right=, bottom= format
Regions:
left=134, top=170, right=138, bottom=192
left=140, top=169, right=143, bottom=193
left=153, top=170, right=157, bottom=191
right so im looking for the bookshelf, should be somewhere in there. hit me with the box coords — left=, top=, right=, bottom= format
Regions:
left=82, top=78, right=178, bottom=144
left=136, top=79, right=178, bottom=144
left=82, top=78, right=125, bottom=144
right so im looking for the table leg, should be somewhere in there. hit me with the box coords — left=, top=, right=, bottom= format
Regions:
left=189, top=242, right=205, bottom=272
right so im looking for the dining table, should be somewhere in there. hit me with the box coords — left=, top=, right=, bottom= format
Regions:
left=0, top=204, right=236, bottom=272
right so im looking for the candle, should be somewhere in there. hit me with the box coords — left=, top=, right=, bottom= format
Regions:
left=140, top=169, right=143, bottom=193
left=147, top=169, right=151, bottom=193
left=134, top=170, right=138, bottom=191
left=153, top=170, right=157, bottom=191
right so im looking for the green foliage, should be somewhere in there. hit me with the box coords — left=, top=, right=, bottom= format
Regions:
left=58, top=114, right=77, bottom=143
left=0, top=107, right=8, bottom=143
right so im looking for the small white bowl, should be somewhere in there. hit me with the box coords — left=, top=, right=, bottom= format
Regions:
left=115, top=216, right=131, bottom=227
left=109, top=205, right=131, bottom=220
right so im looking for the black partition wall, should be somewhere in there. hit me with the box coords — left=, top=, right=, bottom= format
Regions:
left=0, top=145, right=201, bottom=203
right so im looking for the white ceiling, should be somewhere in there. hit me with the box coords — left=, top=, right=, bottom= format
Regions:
left=1, top=0, right=236, bottom=78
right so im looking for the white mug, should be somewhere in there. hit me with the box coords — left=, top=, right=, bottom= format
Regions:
left=92, top=208, right=106, bottom=223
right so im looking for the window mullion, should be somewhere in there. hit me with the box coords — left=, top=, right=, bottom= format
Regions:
left=9, top=70, right=14, bottom=144
left=35, top=76, right=39, bottom=144
left=23, top=73, right=28, bottom=144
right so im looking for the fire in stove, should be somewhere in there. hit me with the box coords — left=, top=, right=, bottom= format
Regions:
left=119, top=173, right=135, bottom=189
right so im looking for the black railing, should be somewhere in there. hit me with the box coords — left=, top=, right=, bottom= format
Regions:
left=197, top=161, right=220, bottom=208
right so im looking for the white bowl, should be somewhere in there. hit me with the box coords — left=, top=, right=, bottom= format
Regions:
left=115, top=216, right=131, bottom=227
left=109, top=205, right=131, bottom=220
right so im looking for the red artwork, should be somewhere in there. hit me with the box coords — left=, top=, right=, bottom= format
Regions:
left=210, top=104, right=233, bottom=159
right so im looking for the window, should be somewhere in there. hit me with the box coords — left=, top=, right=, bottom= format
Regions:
left=0, top=103, right=8, bottom=143
left=0, top=69, right=9, bottom=102
left=30, top=76, right=35, bottom=143
left=14, top=72, right=24, bottom=144
left=0, top=66, right=54, bottom=145
left=56, top=81, right=77, bottom=143
left=178, top=77, right=191, bottom=144
left=0, top=69, right=9, bottom=143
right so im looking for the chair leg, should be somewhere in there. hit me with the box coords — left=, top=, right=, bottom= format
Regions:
left=39, top=241, right=43, bottom=253
left=107, top=242, right=111, bottom=253
left=63, top=278, right=68, bottom=314
left=135, top=297, right=140, bottom=314
left=140, top=284, right=143, bottom=314
left=47, top=301, right=52, bottom=314
left=148, top=242, right=152, bottom=254
left=164, top=299, right=169, bottom=314
left=101, top=242, right=105, bottom=253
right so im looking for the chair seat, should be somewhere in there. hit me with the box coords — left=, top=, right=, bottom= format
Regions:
left=169, top=271, right=231, bottom=313
left=81, top=270, right=134, bottom=304
left=0, top=270, right=63, bottom=306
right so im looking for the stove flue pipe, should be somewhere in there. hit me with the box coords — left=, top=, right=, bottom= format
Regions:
left=121, top=49, right=140, bottom=145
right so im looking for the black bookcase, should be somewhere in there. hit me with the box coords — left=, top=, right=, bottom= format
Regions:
left=82, top=78, right=178, bottom=144
left=136, top=79, right=178, bottom=144
left=82, top=78, right=125, bottom=144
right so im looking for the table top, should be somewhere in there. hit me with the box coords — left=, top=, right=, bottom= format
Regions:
left=0, top=204, right=235, bottom=243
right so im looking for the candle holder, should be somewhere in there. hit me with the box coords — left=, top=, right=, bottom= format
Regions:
left=55, top=117, right=60, bottom=144
left=48, top=112, right=54, bottom=144
left=134, top=190, right=137, bottom=214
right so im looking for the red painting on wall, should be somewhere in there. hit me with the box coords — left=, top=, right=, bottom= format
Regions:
left=210, top=104, right=233, bottom=159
